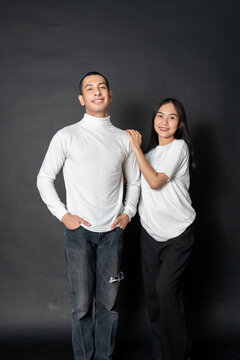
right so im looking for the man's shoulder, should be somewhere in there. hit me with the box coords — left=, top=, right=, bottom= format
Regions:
left=112, top=125, right=131, bottom=147
left=58, top=121, right=80, bottom=134
left=110, top=124, right=128, bottom=139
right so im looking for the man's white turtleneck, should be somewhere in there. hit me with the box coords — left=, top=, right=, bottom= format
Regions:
left=37, top=113, right=140, bottom=232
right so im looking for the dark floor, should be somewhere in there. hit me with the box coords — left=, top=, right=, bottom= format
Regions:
left=1, top=336, right=240, bottom=360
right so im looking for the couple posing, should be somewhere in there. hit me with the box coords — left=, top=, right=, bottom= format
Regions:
left=37, top=71, right=196, bottom=360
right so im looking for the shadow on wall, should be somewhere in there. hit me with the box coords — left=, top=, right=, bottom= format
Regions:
left=115, top=215, right=151, bottom=359
left=113, top=101, right=153, bottom=358
left=186, top=122, right=229, bottom=359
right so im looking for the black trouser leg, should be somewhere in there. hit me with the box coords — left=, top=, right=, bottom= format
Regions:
left=141, top=226, right=194, bottom=360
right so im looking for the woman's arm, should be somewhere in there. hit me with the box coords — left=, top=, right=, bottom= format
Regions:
left=125, top=130, right=169, bottom=190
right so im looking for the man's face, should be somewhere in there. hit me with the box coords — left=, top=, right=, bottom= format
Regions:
left=78, top=75, right=112, bottom=117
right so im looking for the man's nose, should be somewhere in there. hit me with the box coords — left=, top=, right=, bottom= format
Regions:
left=94, top=88, right=101, bottom=96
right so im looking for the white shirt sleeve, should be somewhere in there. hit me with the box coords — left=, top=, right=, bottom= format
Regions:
left=122, top=149, right=141, bottom=220
left=157, top=141, right=189, bottom=179
left=37, top=131, right=68, bottom=221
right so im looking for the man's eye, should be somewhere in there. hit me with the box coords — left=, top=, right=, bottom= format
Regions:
left=86, top=88, right=92, bottom=91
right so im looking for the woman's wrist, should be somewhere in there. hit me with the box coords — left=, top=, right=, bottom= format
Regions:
left=132, top=145, right=142, bottom=155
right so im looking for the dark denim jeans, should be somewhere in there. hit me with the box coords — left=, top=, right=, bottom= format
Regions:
left=64, top=225, right=124, bottom=360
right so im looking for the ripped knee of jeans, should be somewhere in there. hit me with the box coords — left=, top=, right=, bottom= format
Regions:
left=109, top=271, right=125, bottom=284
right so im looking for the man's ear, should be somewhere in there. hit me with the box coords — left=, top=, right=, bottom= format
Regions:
left=109, top=90, right=113, bottom=103
left=78, top=94, right=85, bottom=106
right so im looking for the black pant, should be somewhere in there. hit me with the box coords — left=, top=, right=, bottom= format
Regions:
left=141, top=225, right=195, bottom=360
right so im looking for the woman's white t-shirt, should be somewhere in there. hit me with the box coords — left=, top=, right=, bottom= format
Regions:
left=138, top=139, right=196, bottom=242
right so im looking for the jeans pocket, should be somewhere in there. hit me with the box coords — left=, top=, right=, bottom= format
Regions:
left=66, top=225, right=82, bottom=232
left=117, top=226, right=125, bottom=232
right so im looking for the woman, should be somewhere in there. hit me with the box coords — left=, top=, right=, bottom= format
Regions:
left=126, top=98, right=196, bottom=360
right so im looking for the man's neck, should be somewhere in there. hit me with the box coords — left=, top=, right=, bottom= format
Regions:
left=81, top=114, right=112, bottom=129
left=85, top=110, right=109, bottom=118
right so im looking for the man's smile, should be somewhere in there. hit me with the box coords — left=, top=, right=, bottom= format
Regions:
left=92, top=98, right=104, bottom=104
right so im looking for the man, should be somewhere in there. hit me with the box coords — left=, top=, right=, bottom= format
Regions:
left=37, top=71, right=140, bottom=360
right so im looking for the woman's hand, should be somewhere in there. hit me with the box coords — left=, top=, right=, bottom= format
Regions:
left=125, top=129, right=142, bottom=152
left=126, top=129, right=169, bottom=190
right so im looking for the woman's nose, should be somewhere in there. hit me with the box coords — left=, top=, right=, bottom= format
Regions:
left=162, top=116, right=168, bottom=125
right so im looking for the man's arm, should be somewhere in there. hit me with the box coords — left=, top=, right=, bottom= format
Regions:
left=37, top=131, right=69, bottom=220
left=37, top=131, right=91, bottom=228
left=111, top=148, right=140, bottom=230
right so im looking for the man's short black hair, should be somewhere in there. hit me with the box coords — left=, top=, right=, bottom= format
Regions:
left=79, top=71, right=110, bottom=94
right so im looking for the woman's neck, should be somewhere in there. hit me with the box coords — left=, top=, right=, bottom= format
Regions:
left=158, top=136, right=175, bottom=146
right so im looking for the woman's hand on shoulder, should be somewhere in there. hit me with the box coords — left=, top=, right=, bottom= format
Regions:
left=125, top=129, right=142, bottom=152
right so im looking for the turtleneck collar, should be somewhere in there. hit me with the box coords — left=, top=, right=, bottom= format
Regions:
left=81, top=113, right=112, bottom=128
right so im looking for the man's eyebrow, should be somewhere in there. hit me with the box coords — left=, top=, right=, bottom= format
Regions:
left=84, top=82, right=107, bottom=89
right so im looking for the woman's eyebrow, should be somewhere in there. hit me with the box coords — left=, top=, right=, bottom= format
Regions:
left=158, top=111, right=177, bottom=116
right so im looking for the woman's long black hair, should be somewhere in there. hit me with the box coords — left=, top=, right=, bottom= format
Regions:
left=146, top=98, right=195, bottom=174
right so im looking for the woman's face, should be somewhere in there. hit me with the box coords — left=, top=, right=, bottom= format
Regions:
left=154, top=102, right=180, bottom=145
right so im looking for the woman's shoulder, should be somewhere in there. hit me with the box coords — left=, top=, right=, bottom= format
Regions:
left=146, top=139, right=188, bottom=158
left=170, top=139, right=189, bottom=153
left=172, top=139, right=187, bottom=148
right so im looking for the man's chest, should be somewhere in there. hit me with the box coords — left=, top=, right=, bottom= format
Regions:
left=66, top=132, right=127, bottom=171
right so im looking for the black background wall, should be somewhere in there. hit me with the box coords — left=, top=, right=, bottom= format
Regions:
left=0, top=1, right=239, bottom=359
